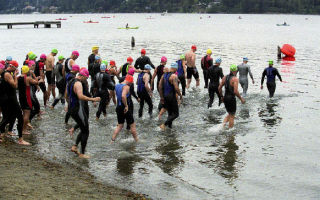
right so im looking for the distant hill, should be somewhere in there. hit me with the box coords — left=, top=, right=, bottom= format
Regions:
left=0, top=0, right=319, bottom=14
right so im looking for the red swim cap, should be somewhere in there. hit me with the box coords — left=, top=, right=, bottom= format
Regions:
left=141, top=49, right=146, bottom=54
left=110, top=60, right=116, bottom=66
left=125, top=75, right=134, bottom=83
left=9, top=60, right=19, bottom=67
left=0, top=60, right=5, bottom=65
left=127, top=56, right=133, bottom=62
left=191, top=45, right=197, bottom=50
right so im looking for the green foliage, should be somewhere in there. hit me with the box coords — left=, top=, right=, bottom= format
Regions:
left=0, top=0, right=319, bottom=14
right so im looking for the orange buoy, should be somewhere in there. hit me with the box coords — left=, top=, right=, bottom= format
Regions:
left=281, top=44, right=296, bottom=57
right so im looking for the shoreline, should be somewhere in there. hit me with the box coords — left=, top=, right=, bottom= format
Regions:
left=0, top=138, right=149, bottom=200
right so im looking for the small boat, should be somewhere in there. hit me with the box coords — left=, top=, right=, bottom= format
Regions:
left=117, top=27, right=139, bottom=29
left=161, top=10, right=168, bottom=16
left=56, top=18, right=67, bottom=20
left=101, top=16, right=111, bottom=18
left=277, top=24, right=290, bottom=26
left=83, top=20, right=99, bottom=23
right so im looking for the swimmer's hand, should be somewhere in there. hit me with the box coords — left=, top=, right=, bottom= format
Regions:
left=92, top=97, right=101, bottom=102
left=260, top=85, right=263, bottom=90
left=240, top=97, right=245, bottom=104
left=160, top=98, right=164, bottom=104
left=124, top=106, right=128, bottom=113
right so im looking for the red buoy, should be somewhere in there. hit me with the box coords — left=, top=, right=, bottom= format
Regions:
left=281, top=44, right=296, bottom=57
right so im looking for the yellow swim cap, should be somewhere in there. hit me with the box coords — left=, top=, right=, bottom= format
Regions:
left=207, top=49, right=212, bottom=55
left=28, top=51, right=34, bottom=56
left=92, top=46, right=99, bottom=51
left=22, top=65, right=29, bottom=74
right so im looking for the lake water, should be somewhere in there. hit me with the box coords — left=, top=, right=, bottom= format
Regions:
left=1, top=13, right=320, bottom=200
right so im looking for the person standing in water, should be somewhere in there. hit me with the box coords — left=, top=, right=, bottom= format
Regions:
left=134, top=49, right=155, bottom=70
left=45, top=49, right=58, bottom=103
left=201, top=49, right=213, bottom=88
left=186, top=45, right=200, bottom=88
left=111, top=75, right=138, bottom=143
left=88, top=46, right=99, bottom=67
left=176, top=54, right=187, bottom=96
left=237, top=57, right=254, bottom=97
left=208, top=58, right=224, bottom=108
left=261, top=60, right=282, bottom=98
left=69, top=68, right=100, bottom=159
left=159, top=62, right=183, bottom=130
left=50, top=55, right=66, bottom=109
left=218, top=64, right=245, bottom=128
left=137, top=64, right=153, bottom=118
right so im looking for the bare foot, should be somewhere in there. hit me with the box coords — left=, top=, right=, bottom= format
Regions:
left=96, top=117, right=99, bottom=121
left=160, top=124, right=166, bottom=131
left=79, top=154, right=90, bottom=159
left=69, top=128, right=74, bottom=136
left=71, top=145, right=79, bottom=154
left=27, top=123, right=33, bottom=130
left=23, top=131, right=31, bottom=135
left=18, top=138, right=31, bottom=146
left=49, top=106, right=54, bottom=110
left=40, top=110, right=45, bottom=115
left=103, top=113, right=107, bottom=118
left=7, top=131, right=16, bottom=136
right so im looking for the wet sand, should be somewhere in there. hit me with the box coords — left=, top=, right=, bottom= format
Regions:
left=0, top=138, right=149, bottom=200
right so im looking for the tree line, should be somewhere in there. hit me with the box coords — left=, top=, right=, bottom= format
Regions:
left=0, top=0, right=319, bottom=14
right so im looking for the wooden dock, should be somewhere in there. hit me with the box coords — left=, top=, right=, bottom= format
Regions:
left=0, top=21, right=61, bottom=29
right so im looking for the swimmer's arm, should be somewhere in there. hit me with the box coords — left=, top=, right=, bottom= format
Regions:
left=172, top=75, right=182, bottom=98
left=275, top=69, right=282, bottom=82
left=28, top=76, right=38, bottom=85
left=144, top=74, right=152, bottom=94
left=220, top=68, right=224, bottom=79
left=130, top=85, right=138, bottom=100
left=182, top=60, right=187, bottom=75
left=69, top=59, right=75, bottom=67
left=134, top=59, right=139, bottom=69
left=74, top=82, right=94, bottom=102
left=233, top=78, right=242, bottom=100
left=106, top=75, right=115, bottom=90
left=261, top=69, right=266, bottom=85
left=4, top=72, right=17, bottom=88
left=151, top=68, right=157, bottom=89
left=147, top=57, right=155, bottom=69
left=159, top=76, right=164, bottom=100
left=62, top=65, right=65, bottom=78
left=248, top=66, right=254, bottom=80
left=218, top=76, right=226, bottom=97
left=122, top=86, right=130, bottom=108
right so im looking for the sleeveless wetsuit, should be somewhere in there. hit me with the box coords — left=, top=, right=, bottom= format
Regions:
left=18, top=75, right=32, bottom=110
left=137, top=72, right=153, bottom=117
left=115, top=83, right=134, bottom=125
left=163, top=72, right=179, bottom=128
left=224, top=73, right=236, bottom=115
left=177, top=60, right=186, bottom=96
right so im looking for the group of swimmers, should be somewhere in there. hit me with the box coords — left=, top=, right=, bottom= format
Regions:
left=0, top=45, right=282, bottom=158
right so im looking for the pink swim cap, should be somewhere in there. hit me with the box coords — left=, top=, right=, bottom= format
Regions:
left=40, top=54, right=47, bottom=59
left=161, top=56, right=167, bottom=63
left=128, top=68, right=135, bottom=75
left=72, top=51, right=80, bottom=57
left=28, top=60, right=35, bottom=66
left=0, top=63, right=4, bottom=69
left=71, top=65, right=80, bottom=72
left=79, top=68, right=89, bottom=78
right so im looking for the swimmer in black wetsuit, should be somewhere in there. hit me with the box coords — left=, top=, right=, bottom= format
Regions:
left=94, top=63, right=115, bottom=120
left=68, top=69, right=100, bottom=159
left=159, top=62, right=183, bottom=130
left=50, top=55, right=66, bottom=109
left=218, top=64, right=245, bottom=128
left=134, top=49, right=155, bottom=70
left=260, top=60, right=283, bottom=98
left=208, top=57, right=224, bottom=108
left=137, top=64, right=153, bottom=118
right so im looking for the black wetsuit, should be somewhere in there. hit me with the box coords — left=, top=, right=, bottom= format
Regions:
left=134, top=56, right=154, bottom=70
left=208, top=64, right=224, bottom=108
left=68, top=78, right=90, bottom=154
left=0, top=71, right=9, bottom=132
left=224, top=73, right=236, bottom=115
left=95, top=72, right=115, bottom=118
left=88, top=54, right=96, bottom=68
left=261, top=67, right=282, bottom=98
left=18, top=75, right=32, bottom=110
left=137, top=72, right=153, bottom=117
left=0, top=71, right=23, bottom=138
left=35, top=60, right=46, bottom=92
left=155, top=64, right=165, bottom=92
left=201, top=55, right=213, bottom=88
left=177, top=60, right=186, bottom=96
left=120, top=63, right=130, bottom=77
left=29, top=73, right=40, bottom=122
left=89, top=62, right=101, bottom=96
left=52, top=62, right=65, bottom=107
left=65, top=72, right=76, bottom=124
left=163, top=72, right=179, bottom=128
